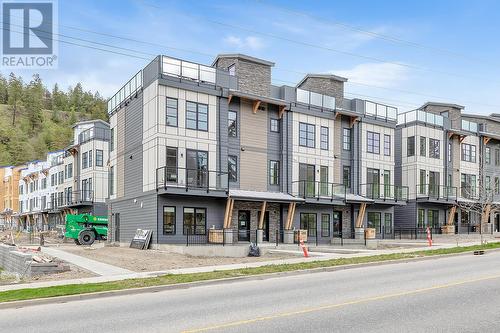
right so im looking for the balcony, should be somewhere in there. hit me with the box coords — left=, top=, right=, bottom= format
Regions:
left=78, top=127, right=110, bottom=145
left=291, top=181, right=346, bottom=202
left=296, top=88, right=336, bottom=111
left=66, top=191, right=94, bottom=206
left=156, top=167, right=228, bottom=195
left=360, top=184, right=408, bottom=202
left=416, top=184, right=457, bottom=201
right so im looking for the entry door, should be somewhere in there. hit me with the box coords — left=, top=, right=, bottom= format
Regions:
left=186, top=150, right=208, bottom=188
left=332, top=211, right=342, bottom=237
left=258, top=211, right=270, bottom=241
left=429, top=171, right=439, bottom=197
left=114, top=213, right=120, bottom=242
left=367, top=168, right=380, bottom=199
left=238, top=210, right=250, bottom=241
left=299, top=163, right=315, bottom=197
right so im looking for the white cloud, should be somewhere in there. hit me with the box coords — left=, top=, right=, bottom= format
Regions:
left=223, top=35, right=265, bottom=50
left=334, top=62, right=410, bottom=88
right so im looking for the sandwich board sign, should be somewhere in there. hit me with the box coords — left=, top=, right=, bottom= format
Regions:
left=130, top=229, right=152, bottom=250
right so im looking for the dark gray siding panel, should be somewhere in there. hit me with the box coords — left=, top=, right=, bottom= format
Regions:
left=395, top=128, right=402, bottom=186
left=143, top=56, right=160, bottom=88
left=124, top=93, right=144, bottom=198
left=394, top=201, right=417, bottom=228
left=157, top=195, right=226, bottom=244
left=226, top=98, right=240, bottom=189
left=267, top=104, right=282, bottom=192
left=112, top=193, right=158, bottom=244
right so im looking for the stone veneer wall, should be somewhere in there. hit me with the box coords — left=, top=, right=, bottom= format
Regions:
left=214, top=58, right=271, bottom=97
left=230, top=201, right=281, bottom=234
left=298, top=77, right=344, bottom=107
left=0, top=244, right=32, bottom=277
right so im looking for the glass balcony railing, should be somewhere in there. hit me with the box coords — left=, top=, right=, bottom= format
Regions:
left=296, top=88, right=336, bottom=110
left=360, top=183, right=408, bottom=201
left=156, top=167, right=228, bottom=192
left=397, top=109, right=444, bottom=127
left=291, top=181, right=346, bottom=201
left=365, top=101, right=397, bottom=121
left=461, top=119, right=478, bottom=133
left=416, top=184, right=457, bottom=201
left=78, top=127, right=111, bottom=144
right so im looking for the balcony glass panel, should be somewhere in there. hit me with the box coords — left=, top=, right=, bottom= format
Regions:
left=323, top=95, right=335, bottom=109
left=365, top=101, right=376, bottom=116
left=387, top=107, right=397, bottom=120
left=376, top=104, right=386, bottom=117
left=310, top=92, right=323, bottom=107
left=296, top=88, right=310, bottom=104
left=162, top=57, right=181, bottom=76
left=182, top=61, right=199, bottom=81
left=199, top=65, right=216, bottom=83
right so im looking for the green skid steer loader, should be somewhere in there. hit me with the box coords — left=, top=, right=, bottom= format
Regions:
left=64, top=214, right=108, bottom=246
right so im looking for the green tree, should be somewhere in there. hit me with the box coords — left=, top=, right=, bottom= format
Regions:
left=24, top=74, right=44, bottom=132
left=7, top=73, right=23, bottom=126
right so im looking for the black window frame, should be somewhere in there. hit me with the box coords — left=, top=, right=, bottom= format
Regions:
left=367, top=212, right=382, bottom=233
left=461, top=143, right=476, bottom=163
left=82, top=151, right=88, bottom=169
left=384, top=213, right=392, bottom=234
left=407, top=136, right=415, bottom=157
left=300, top=213, right=317, bottom=237
left=186, top=101, right=208, bottom=131
left=367, top=131, right=380, bottom=154
left=88, top=150, right=93, bottom=167
left=343, top=166, right=351, bottom=189
left=429, top=139, right=440, bottom=159
left=343, top=128, right=351, bottom=151
left=228, top=110, right=237, bottom=137
left=270, top=118, right=280, bottom=133
left=228, top=155, right=238, bottom=182
left=320, top=126, right=329, bottom=150
left=166, top=147, right=178, bottom=183
left=269, top=160, right=280, bottom=185
left=384, top=134, right=391, bottom=156
left=420, top=136, right=426, bottom=157
left=163, top=206, right=176, bottom=235
left=321, top=213, right=330, bottom=237
left=166, top=97, right=178, bottom=127
left=485, top=147, right=491, bottom=164
left=183, top=207, right=207, bottom=235
left=96, top=150, right=103, bottom=167
left=299, top=122, right=315, bottom=148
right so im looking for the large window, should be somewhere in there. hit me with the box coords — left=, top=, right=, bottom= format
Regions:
left=82, top=152, right=88, bottom=169
left=186, top=101, right=208, bottom=131
left=343, top=128, right=351, bottom=151
left=485, top=147, right=491, bottom=164
left=420, top=137, right=426, bottom=157
left=166, top=147, right=178, bottom=183
left=418, top=209, right=425, bottom=228
left=183, top=207, right=206, bottom=235
left=163, top=206, right=176, bottom=235
left=66, top=163, right=73, bottom=179
left=320, top=126, right=329, bottom=150
left=269, top=160, right=280, bottom=185
left=461, top=173, right=477, bottom=198
left=461, top=143, right=476, bottom=163
left=419, top=169, right=426, bottom=194
left=270, top=119, right=279, bottom=133
left=428, top=210, right=439, bottom=228
left=384, top=213, right=392, bottom=234
left=228, top=155, right=237, bottom=182
left=299, top=122, right=315, bottom=148
left=384, top=134, right=391, bottom=156
left=343, top=166, right=351, bottom=189
left=228, top=111, right=237, bottom=137
left=166, top=98, right=178, bottom=127
left=300, top=213, right=317, bottom=237
left=367, top=131, right=380, bottom=154
left=367, top=212, right=381, bottom=233
left=407, top=136, right=415, bottom=157
left=96, top=150, right=103, bottom=167
left=321, top=214, right=330, bottom=237
left=429, top=139, right=440, bottom=159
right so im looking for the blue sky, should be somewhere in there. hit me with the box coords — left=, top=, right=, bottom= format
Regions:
left=3, top=0, right=500, bottom=114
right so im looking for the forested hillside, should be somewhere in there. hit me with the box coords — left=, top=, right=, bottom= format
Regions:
left=0, top=73, right=108, bottom=166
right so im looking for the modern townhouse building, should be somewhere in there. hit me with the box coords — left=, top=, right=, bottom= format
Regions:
left=395, top=102, right=497, bottom=234
left=16, top=120, right=110, bottom=231
left=107, top=53, right=407, bottom=246
left=0, top=165, right=25, bottom=228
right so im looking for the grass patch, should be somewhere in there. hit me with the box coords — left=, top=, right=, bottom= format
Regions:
left=1, top=242, right=499, bottom=303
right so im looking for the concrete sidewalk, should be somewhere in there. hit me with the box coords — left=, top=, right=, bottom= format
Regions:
left=0, top=240, right=492, bottom=292
left=40, top=247, right=133, bottom=276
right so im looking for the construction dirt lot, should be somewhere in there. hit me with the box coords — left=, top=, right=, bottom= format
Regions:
left=59, top=245, right=299, bottom=272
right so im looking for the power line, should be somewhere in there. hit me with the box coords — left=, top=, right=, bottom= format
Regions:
left=252, top=0, right=490, bottom=64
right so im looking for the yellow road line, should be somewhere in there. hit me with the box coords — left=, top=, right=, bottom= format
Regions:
left=182, top=273, right=500, bottom=333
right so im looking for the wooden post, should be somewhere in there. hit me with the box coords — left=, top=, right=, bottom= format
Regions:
left=252, top=100, right=261, bottom=114
left=285, top=202, right=293, bottom=230
left=258, top=201, right=267, bottom=229
left=228, top=199, right=234, bottom=229
left=355, top=203, right=367, bottom=228
left=223, top=198, right=232, bottom=229
left=447, top=206, right=457, bottom=226
left=286, top=202, right=296, bottom=230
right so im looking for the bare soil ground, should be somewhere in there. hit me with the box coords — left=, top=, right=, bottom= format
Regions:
left=60, top=245, right=299, bottom=272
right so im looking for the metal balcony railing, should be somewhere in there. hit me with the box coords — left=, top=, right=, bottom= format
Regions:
left=291, top=181, right=346, bottom=201
left=360, top=183, right=409, bottom=201
left=156, top=167, right=229, bottom=192
left=416, top=184, right=457, bottom=201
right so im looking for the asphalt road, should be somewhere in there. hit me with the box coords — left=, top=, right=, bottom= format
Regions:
left=2, top=251, right=500, bottom=332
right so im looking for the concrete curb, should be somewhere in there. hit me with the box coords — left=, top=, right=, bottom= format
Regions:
left=1, top=247, right=498, bottom=310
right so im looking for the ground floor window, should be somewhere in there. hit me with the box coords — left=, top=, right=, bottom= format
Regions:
left=417, top=209, right=425, bottom=228
left=321, top=214, right=330, bottom=237
left=300, top=213, right=317, bottom=237
left=367, top=212, right=381, bottom=233
left=384, top=213, right=392, bottom=234
left=183, top=207, right=206, bottom=235
left=461, top=210, right=470, bottom=225
left=428, top=210, right=439, bottom=228
left=163, top=206, right=175, bottom=235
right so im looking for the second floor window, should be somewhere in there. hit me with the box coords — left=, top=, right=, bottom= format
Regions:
left=485, top=147, right=491, bottom=164
left=367, top=131, right=380, bottom=154
left=461, top=143, right=476, bottom=163
left=343, top=128, right=351, bottom=151
left=420, top=137, right=426, bottom=157
left=110, top=128, right=114, bottom=152
left=429, top=139, right=440, bottom=159
left=299, top=122, right=315, bottom=148
left=228, top=111, right=237, bottom=137
left=407, top=136, right=415, bottom=157
left=384, top=134, right=391, bottom=156
left=320, top=126, right=329, bottom=150
left=186, top=101, right=208, bottom=131
left=461, top=173, right=476, bottom=198
left=82, top=152, right=88, bottom=169
left=67, top=163, right=73, bottom=178
left=228, top=155, right=237, bottom=182
left=270, top=119, right=279, bottom=133
left=495, top=149, right=500, bottom=166
left=166, top=98, right=178, bottom=127
left=269, top=160, right=280, bottom=185
left=343, top=166, right=351, bottom=189
left=96, top=150, right=103, bottom=167
left=88, top=150, right=93, bottom=167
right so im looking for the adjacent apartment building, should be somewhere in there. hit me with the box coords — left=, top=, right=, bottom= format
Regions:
left=0, top=165, right=25, bottom=228
left=107, top=53, right=409, bottom=246
left=16, top=120, right=110, bottom=231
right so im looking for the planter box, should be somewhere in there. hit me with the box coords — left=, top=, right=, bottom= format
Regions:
left=365, top=228, right=376, bottom=239
left=283, top=230, right=294, bottom=244
left=441, top=225, right=455, bottom=234
left=208, top=229, right=224, bottom=244
left=354, top=228, right=365, bottom=240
